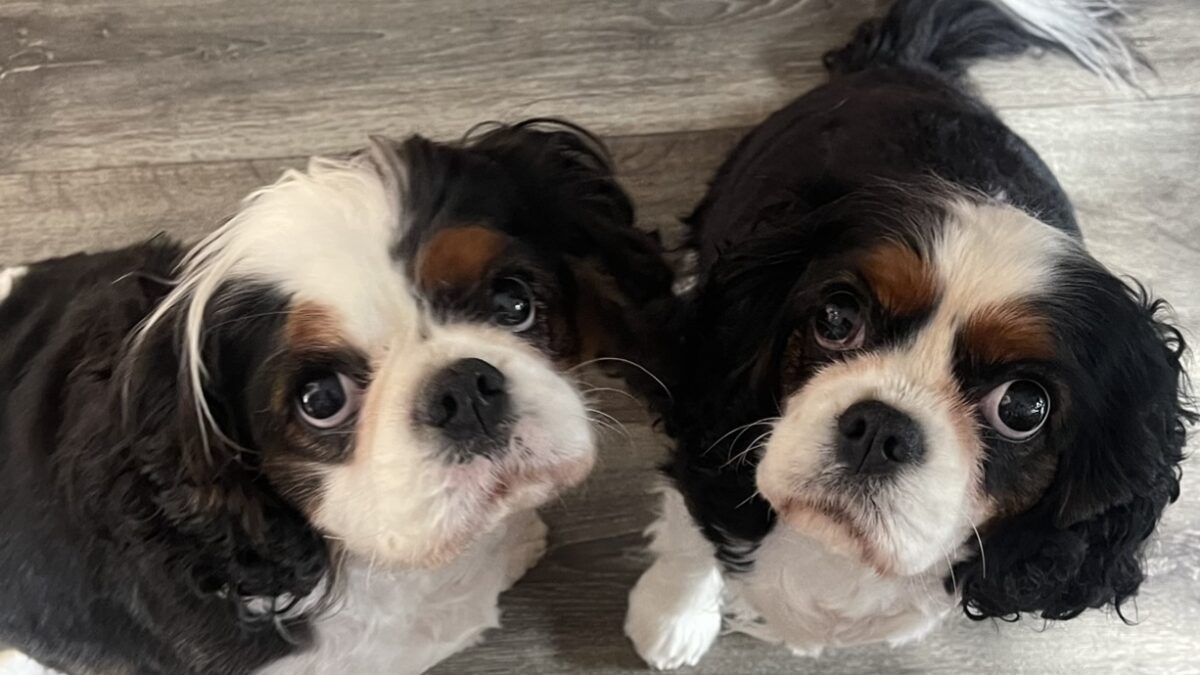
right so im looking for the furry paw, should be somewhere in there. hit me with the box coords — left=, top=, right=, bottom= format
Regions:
left=625, top=561, right=723, bottom=670
left=504, top=511, right=549, bottom=587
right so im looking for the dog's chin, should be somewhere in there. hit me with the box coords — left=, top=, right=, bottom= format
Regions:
left=391, top=430, right=595, bottom=571
left=770, top=489, right=958, bottom=578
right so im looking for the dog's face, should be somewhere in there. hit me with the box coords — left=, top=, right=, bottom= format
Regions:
left=694, top=188, right=1189, bottom=614
left=131, top=122, right=673, bottom=583
left=755, top=199, right=1072, bottom=575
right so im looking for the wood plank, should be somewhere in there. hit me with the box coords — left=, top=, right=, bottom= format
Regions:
left=0, top=128, right=741, bottom=267
left=0, top=0, right=1196, bottom=173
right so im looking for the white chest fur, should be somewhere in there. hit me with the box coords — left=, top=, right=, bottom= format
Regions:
left=725, top=526, right=954, bottom=655
left=261, top=510, right=546, bottom=675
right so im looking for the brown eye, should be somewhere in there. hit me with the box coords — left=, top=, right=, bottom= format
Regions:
left=981, top=379, right=1050, bottom=441
left=814, top=291, right=865, bottom=350
left=490, top=277, right=536, bottom=332
left=296, top=372, right=361, bottom=429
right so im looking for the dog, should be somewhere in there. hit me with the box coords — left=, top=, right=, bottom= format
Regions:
left=0, top=120, right=673, bottom=674
left=625, top=0, right=1194, bottom=668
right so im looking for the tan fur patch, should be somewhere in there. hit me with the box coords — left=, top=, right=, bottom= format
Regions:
left=860, top=243, right=937, bottom=316
left=571, top=260, right=627, bottom=361
left=416, top=225, right=507, bottom=289
left=287, top=301, right=346, bottom=352
left=961, top=303, right=1054, bottom=364
left=983, top=450, right=1060, bottom=528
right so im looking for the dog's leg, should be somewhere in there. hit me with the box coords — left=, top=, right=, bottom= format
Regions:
left=625, top=486, right=723, bottom=670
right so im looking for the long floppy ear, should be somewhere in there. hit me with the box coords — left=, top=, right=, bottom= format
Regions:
left=104, top=281, right=328, bottom=626
left=470, top=119, right=680, bottom=399
left=956, top=276, right=1194, bottom=621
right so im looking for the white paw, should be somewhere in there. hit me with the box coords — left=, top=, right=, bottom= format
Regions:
left=504, top=512, right=549, bottom=586
left=625, top=561, right=723, bottom=670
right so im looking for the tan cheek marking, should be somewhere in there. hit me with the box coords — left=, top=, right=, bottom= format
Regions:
left=569, top=260, right=627, bottom=362
left=860, top=243, right=937, bottom=316
left=416, top=225, right=507, bottom=289
left=961, top=303, right=1054, bottom=364
left=982, top=451, right=1060, bottom=528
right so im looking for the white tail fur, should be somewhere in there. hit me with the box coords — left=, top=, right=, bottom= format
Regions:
left=989, top=0, right=1143, bottom=86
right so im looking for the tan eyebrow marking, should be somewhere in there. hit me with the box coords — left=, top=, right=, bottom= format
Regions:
left=287, top=301, right=346, bottom=352
left=859, top=243, right=937, bottom=316
left=961, top=303, right=1055, bottom=364
left=416, top=225, right=508, bottom=289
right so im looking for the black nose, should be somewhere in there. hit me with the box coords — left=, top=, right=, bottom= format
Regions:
left=835, top=400, right=924, bottom=475
left=422, top=358, right=511, bottom=453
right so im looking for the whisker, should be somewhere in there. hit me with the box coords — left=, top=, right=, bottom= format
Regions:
left=721, top=429, right=775, bottom=469
left=955, top=504, right=987, bottom=579
left=735, top=490, right=763, bottom=510
left=587, top=408, right=632, bottom=443
left=569, top=357, right=671, bottom=400
left=702, top=417, right=780, bottom=457
left=579, top=386, right=642, bottom=407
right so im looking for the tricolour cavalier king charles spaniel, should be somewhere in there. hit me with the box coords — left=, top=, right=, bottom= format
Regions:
left=626, top=0, right=1194, bottom=668
left=0, top=121, right=672, bottom=674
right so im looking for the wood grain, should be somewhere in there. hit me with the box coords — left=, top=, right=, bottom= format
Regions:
left=0, top=0, right=1197, bottom=172
left=1, top=0, right=1199, bottom=673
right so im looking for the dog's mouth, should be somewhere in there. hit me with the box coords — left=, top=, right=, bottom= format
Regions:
left=766, top=487, right=897, bottom=576
left=443, top=415, right=595, bottom=528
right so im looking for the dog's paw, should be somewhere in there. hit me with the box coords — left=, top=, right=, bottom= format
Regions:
left=503, top=512, right=549, bottom=587
left=625, top=561, right=723, bottom=670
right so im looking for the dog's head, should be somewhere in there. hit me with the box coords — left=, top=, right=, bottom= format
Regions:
left=117, top=120, right=672, bottom=620
left=691, top=185, right=1191, bottom=620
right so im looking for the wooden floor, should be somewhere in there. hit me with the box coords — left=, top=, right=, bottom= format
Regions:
left=3, top=0, right=1199, bottom=673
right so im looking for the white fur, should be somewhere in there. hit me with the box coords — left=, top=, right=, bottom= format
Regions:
left=262, top=510, right=547, bottom=675
left=626, top=487, right=724, bottom=671
left=628, top=204, right=1078, bottom=669
left=990, top=0, right=1142, bottom=86
left=0, top=266, right=28, bottom=305
left=0, top=650, right=63, bottom=675
left=725, top=525, right=953, bottom=655
left=127, top=146, right=596, bottom=671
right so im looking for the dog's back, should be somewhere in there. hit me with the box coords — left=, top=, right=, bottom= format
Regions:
left=686, top=0, right=1139, bottom=272
left=0, top=244, right=220, bottom=675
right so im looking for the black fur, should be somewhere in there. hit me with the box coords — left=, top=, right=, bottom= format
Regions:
left=667, top=0, right=1192, bottom=624
left=0, top=246, right=325, bottom=674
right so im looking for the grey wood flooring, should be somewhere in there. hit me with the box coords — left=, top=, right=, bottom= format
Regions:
left=2, top=1, right=1198, bottom=673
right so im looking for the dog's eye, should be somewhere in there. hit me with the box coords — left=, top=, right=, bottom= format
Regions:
left=814, top=291, right=865, bottom=350
left=981, top=379, right=1050, bottom=441
left=490, top=277, right=536, bottom=332
left=296, top=372, right=361, bottom=429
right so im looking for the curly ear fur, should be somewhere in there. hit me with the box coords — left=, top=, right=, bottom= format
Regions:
left=955, top=278, right=1194, bottom=621
left=61, top=274, right=328, bottom=629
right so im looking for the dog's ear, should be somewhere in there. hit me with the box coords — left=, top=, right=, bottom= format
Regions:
left=956, top=278, right=1193, bottom=621
left=83, top=278, right=329, bottom=627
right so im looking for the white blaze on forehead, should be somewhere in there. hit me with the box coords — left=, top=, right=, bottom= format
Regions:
left=897, top=201, right=1076, bottom=377
left=0, top=266, right=28, bottom=305
left=180, top=156, right=419, bottom=349
left=930, top=201, right=1074, bottom=316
